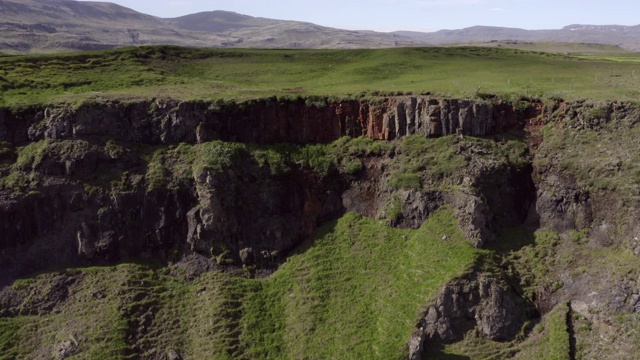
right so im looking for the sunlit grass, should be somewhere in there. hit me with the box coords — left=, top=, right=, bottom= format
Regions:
left=0, top=208, right=480, bottom=359
left=2, top=45, right=640, bottom=109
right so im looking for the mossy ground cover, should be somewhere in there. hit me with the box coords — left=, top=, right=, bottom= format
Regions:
left=0, top=129, right=540, bottom=359
left=1, top=132, right=530, bottom=204
left=2, top=45, right=640, bottom=109
left=0, top=208, right=480, bottom=359
left=512, top=302, right=571, bottom=360
left=535, top=115, right=640, bottom=200
left=434, top=220, right=640, bottom=360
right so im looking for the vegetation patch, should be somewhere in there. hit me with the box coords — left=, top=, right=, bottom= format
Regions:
left=0, top=208, right=479, bottom=359
left=536, top=115, right=640, bottom=198
left=514, top=302, right=571, bottom=360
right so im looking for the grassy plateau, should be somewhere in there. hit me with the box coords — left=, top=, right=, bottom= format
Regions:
left=1, top=45, right=640, bottom=108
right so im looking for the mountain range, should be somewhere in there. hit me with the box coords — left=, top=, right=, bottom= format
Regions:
left=1, top=0, right=639, bottom=53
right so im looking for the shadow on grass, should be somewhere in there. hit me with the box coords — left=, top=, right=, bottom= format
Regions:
left=422, top=341, right=471, bottom=360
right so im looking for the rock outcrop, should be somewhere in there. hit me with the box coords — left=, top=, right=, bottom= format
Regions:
left=0, top=95, right=543, bottom=282
left=0, top=96, right=536, bottom=147
left=408, top=274, right=534, bottom=360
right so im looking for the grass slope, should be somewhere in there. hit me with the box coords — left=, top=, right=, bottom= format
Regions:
left=1, top=46, right=640, bottom=108
left=0, top=208, right=480, bottom=359
left=535, top=114, right=640, bottom=199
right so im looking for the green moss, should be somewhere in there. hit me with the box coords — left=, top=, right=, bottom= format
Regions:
left=14, top=140, right=51, bottom=171
left=0, top=318, right=29, bottom=360
left=534, top=117, right=640, bottom=197
left=389, top=172, right=422, bottom=190
left=584, top=105, right=610, bottom=122
left=340, top=157, right=363, bottom=174
left=509, top=230, right=561, bottom=299
left=104, top=139, right=125, bottom=158
left=386, top=134, right=521, bottom=191
left=192, top=141, right=247, bottom=174
left=146, top=161, right=170, bottom=191
left=253, top=147, right=290, bottom=176
left=295, top=144, right=337, bottom=176
left=386, top=193, right=404, bottom=222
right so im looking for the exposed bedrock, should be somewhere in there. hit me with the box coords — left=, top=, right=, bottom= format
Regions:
left=0, top=96, right=538, bottom=146
left=533, top=100, right=640, bottom=251
left=0, top=96, right=547, bottom=280
left=408, top=273, right=536, bottom=360
left=0, top=155, right=348, bottom=283
left=2, top=97, right=638, bottom=288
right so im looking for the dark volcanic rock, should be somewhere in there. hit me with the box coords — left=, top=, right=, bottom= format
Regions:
left=408, top=274, right=535, bottom=360
left=185, top=166, right=346, bottom=267
left=0, top=95, right=542, bottom=280
left=0, top=96, right=536, bottom=146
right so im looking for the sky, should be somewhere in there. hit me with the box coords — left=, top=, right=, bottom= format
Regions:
left=83, top=0, right=640, bottom=32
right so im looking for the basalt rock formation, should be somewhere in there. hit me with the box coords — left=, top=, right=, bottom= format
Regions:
left=0, top=96, right=538, bottom=277
left=408, top=273, right=536, bottom=360
left=2, top=96, right=640, bottom=359
left=2, top=96, right=531, bottom=146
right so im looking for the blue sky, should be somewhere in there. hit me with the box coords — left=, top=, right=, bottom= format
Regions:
left=86, top=0, right=640, bottom=32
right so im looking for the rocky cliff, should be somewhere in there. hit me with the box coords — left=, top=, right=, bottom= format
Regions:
left=1, top=96, right=640, bottom=359
left=0, top=96, right=538, bottom=277
left=2, top=96, right=531, bottom=146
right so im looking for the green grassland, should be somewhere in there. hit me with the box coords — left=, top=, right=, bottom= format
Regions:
left=0, top=208, right=480, bottom=360
left=1, top=45, right=640, bottom=108
left=450, top=42, right=630, bottom=56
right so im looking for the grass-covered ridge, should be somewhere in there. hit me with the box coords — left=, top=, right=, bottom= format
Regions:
left=1, top=45, right=640, bottom=108
left=0, top=208, right=480, bottom=359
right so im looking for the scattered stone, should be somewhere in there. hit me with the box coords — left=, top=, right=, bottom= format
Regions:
left=55, top=340, right=77, bottom=359
left=167, top=349, right=182, bottom=360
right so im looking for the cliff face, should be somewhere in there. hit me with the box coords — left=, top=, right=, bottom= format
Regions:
left=1, top=96, right=535, bottom=147
left=0, top=96, right=541, bottom=278
left=2, top=96, right=640, bottom=359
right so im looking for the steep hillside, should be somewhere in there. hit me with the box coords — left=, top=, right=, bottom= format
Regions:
left=0, top=0, right=162, bottom=26
left=1, top=93, right=640, bottom=359
left=2, top=47, right=640, bottom=359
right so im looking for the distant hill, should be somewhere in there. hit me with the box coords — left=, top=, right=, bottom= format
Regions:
left=0, top=0, right=415, bottom=53
left=0, top=0, right=639, bottom=54
left=395, top=25, right=640, bottom=51
left=165, top=10, right=283, bottom=33
left=0, top=0, right=187, bottom=52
